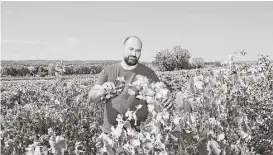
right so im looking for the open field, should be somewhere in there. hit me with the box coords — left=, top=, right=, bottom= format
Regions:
left=1, top=58, right=273, bottom=155
left=1, top=74, right=97, bottom=82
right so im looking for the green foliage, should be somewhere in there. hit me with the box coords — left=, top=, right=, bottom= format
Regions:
left=190, top=57, right=205, bottom=68
left=1, top=60, right=121, bottom=67
left=172, top=46, right=191, bottom=69
left=1, top=65, right=104, bottom=77
left=1, top=79, right=103, bottom=155
left=154, top=48, right=176, bottom=71
left=1, top=54, right=272, bottom=155
left=153, top=46, right=191, bottom=71
left=38, top=66, right=48, bottom=77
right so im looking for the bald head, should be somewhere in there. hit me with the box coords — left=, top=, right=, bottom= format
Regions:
left=123, top=36, right=142, bottom=47
left=123, top=36, right=142, bottom=66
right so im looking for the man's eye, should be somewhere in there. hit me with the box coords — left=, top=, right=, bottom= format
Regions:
left=136, top=50, right=141, bottom=52
left=129, top=48, right=134, bottom=50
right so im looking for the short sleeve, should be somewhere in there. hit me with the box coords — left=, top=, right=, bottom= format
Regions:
left=150, top=71, right=160, bottom=82
left=137, top=64, right=160, bottom=83
left=96, top=68, right=108, bottom=85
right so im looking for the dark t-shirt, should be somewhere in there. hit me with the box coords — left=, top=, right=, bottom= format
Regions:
left=96, top=63, right=159, bottom=133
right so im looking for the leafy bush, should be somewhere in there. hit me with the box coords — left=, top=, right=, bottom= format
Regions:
left=172, top=46, right=191, bottom=69
left=1, top=79, right=103, bottom=155
left=89, top=65, right=103, bottom=74
left=154, top=48, right=176, bottom=71
left=190, top=57, right=205, bottom=68
left=38, top=66, right=48, bottom=77
left=153, top=46, right=191, bottom=71
left=1, top=67, right=17, bottom=76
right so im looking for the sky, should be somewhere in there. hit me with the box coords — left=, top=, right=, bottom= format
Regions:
left=1, top=1, right=273, bottom=62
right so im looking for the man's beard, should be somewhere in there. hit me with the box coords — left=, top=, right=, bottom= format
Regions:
left=124, top=56, right=139, bottom=66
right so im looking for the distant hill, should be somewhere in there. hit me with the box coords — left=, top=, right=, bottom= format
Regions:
left=0, top=60, right=152, bottom=67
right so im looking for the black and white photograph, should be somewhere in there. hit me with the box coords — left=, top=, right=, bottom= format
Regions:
left=1, top=1, right=273, bottom=155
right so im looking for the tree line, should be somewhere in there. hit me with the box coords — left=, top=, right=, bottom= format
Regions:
left=0, top=65, right=104, bottom=77
left=1, top=45, right=225, bottom=77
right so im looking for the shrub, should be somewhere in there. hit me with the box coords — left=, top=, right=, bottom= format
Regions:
left=153, top=46, right=191, bottom=71
left=90, top=65, right=103, bottom=74
left=1, top=79, right=102, bottom=155
left=190, top=57, right=205, bottom=68
left=172, top=46, right=191, bottom=69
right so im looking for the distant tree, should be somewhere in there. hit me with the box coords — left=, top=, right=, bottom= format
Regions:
left=63, top=66, right=73, bottom=75
left=172, top=46, right=191, bottom=69
left=7, top=67, right=18, bottom=76
left=1, top=67, right=10, bottom=76
left=16, top=66, right=30, bottom=76
left=190, top=57, right=205, bottom=68
left=73, top=66, right=79, bottom=74
left=48, top=64, right=55, bottom=76
left=81, top=66, right=90, bottom=74
left=38, top=66, right=48, bottom=77
left=27, top=66, right=37, bottom=76
left=90, top=68, right=96, bottom=74
left=214, top=61, right=221, bottom=67
left=154, top=48, right=176, bottom=71
left=89, top=65, right=103, bottom=74
left=153, top=46, right=191, bottom=71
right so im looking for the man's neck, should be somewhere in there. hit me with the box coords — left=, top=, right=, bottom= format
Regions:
left=120, top=60, right=139, bottom=70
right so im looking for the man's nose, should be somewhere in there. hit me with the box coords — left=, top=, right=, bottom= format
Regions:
left=131, top=50, right=136, bottom=56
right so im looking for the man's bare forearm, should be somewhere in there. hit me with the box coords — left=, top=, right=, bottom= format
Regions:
left=89, top=85, right=105, bottom=103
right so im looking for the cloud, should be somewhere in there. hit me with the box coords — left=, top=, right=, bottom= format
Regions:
left=3, top=9, right=13, bottom=15
left=2, top=40, right=17, bottom=44
left=2, top=40, right=45, bottom=45
left=66, top=37, right=80, bottom=45
left=23, top=40, right=44, bottom=44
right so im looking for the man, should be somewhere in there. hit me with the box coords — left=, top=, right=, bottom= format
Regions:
left=89, top=36, right=173, bottom=145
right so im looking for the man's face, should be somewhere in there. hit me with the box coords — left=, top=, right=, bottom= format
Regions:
left=123, top=37, right=142, bottom=66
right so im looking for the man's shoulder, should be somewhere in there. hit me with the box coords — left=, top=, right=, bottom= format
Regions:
left=137, top=63, right=159, bottom=82
left=103, top=63, right=121, bottom=71
left=138, top=63, right=155, bottom=73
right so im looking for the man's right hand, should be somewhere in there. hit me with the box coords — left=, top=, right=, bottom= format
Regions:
left=89, top=82, right=116, bottom=103
left=101, top=82, right=116, bottom=92
left=95, top=134, right=104, bottom=149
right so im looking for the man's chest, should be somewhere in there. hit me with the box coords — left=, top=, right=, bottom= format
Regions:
left=107, top=69, right=137, bottom=83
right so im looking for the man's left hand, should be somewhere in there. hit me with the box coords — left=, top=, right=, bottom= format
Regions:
left=162, top=96, right=173, bottom=110
left=155, top=96, right=173, bottom=113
